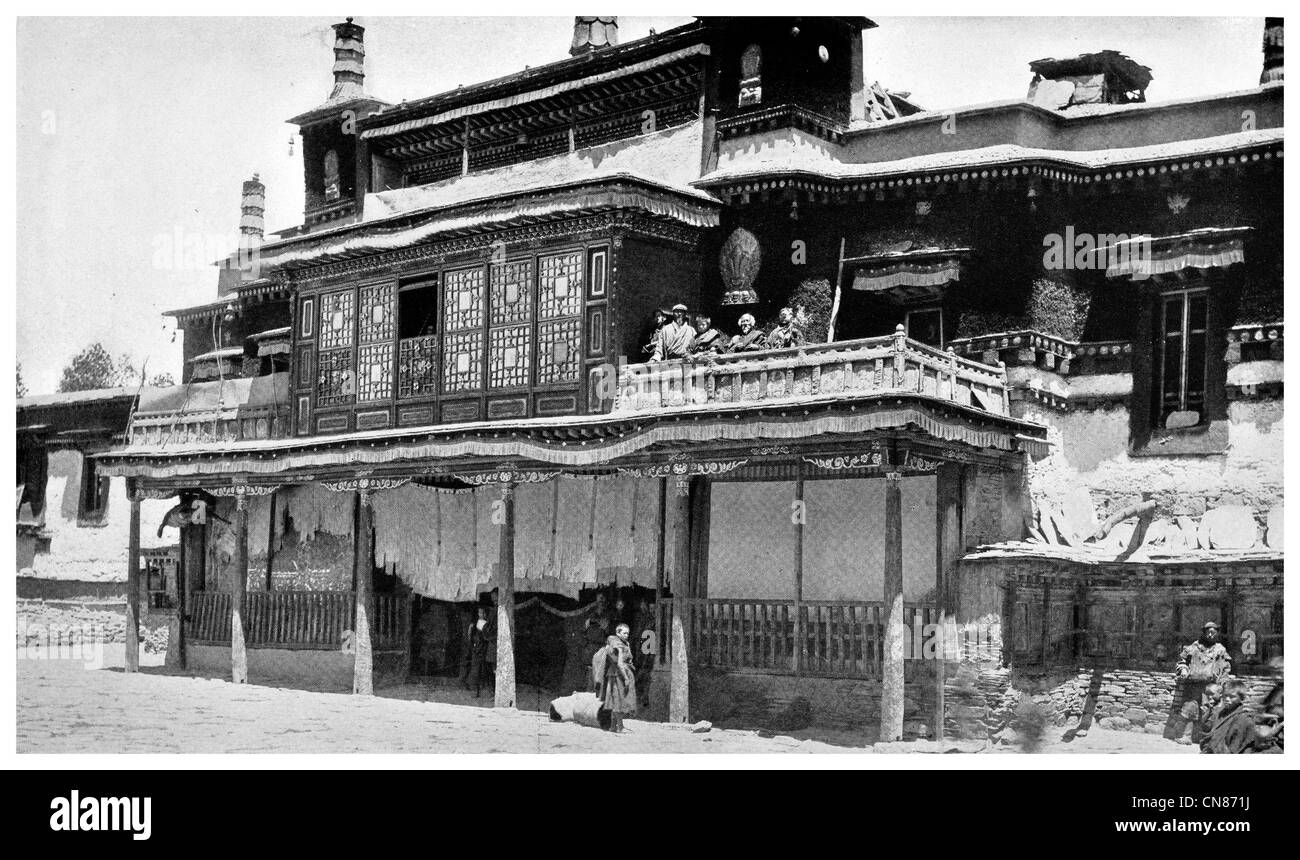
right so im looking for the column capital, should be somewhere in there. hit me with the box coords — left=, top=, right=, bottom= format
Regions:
left=358, top=488, right=372, bottom=507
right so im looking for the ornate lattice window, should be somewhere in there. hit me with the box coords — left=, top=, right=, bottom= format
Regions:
left=490, top=259, right=533, bottom=326
left=317, top=348, right=355, bottom=406
left=537, top=252, right=583, bottom=320
left=443, top=267, right=485, bottom=332
left=356, top=342, right=393, bottom=402
left=359, top=284, right=395, bottom=344
left=488, top=325, right=531, bottom=389
left=537, top=318, right=582, bottom=384
left=319, top=290, right=355, bottom=350
left=399, top=335, right=439, bottom=398
left=442, top=329, right=484, bottom=392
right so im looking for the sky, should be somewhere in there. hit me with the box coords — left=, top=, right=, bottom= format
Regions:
left=14, top=14, right=1267, bottom=395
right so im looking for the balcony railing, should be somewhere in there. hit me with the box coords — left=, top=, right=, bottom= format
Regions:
left=615, top=326, right=1009, bottom=417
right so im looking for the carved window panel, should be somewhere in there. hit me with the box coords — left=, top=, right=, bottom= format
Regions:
left=297, top=346, right=313, bottom=388
left=319, top=290, right=355, bottom=350
left=317, top=348, right=355, bottom=406
left=490, top=259, right=533, bottom=326
left=587, top=306, right=606, bottom=356
left=398, top=335, right=439, bottom=398
left=536, top=318, right=582, bottom=384
left=488, top=325, right=531, bottom=390
left=442, top=329, right=484, bottom=392
left=356, top=342, right=394, bottom=402
left=359, top=283, right=395, bottom=344
left=587, top=247, right=608, bottom=298
left=296, top=395, right=310, bottom=435
left=299, top=298, right=315, bottom=339
left=537, top=251, right=583, bottom=320
left=444, top=266, right=485, bottom=331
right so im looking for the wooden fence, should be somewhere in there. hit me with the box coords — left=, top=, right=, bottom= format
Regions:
left=187, top=591, right=409, bottom=652
left=655, top=598, right=938, bottom=678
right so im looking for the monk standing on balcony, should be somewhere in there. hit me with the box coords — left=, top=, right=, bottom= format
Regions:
left=650, top=303, right=694, bottom=361
left=766, top=307, right=805, bottom=350
left=729, top=313, right=765, bottom=353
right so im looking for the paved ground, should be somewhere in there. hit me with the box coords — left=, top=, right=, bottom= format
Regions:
left=16, top=646, right=1197, bottom=756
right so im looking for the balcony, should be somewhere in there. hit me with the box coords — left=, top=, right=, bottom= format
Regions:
left=613, top=326, right=1010, bottom=418
left=127, top=373, right=291, bottom=448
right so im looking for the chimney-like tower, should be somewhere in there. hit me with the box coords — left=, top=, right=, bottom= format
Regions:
left=1261, top=17, right=1283, bottom=85
left=239, top=173, right=265, bottom=245
left=331, top=17, right=367, bottom=100
left=570, top=16, right=618, bottom=56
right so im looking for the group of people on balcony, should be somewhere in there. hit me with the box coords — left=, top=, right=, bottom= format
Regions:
left=645, top=304, right=806, bottom=362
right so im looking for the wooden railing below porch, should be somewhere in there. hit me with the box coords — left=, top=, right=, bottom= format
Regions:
left=655, top=598, right=938, bottom=679
left=186, top=591, right=410, bottom=652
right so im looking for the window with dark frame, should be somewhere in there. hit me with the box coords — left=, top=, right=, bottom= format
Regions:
left=77, top=454, right=110, bottom=521
left=1155, top=288, right=1208, bottom=429
left=905, top=307, right=944, bottom=348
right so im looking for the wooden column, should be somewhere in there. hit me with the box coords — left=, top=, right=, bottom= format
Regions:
left=880, top=470, right=906, bottom=742
left=353, top=489, right=374, bottom=696
left=124, top=482, right=141, bottom=674
left=794, top=469, right=806, bottom=675
left=1040, top=579, right=1052, bottom=665
left=231, top=494, right=249, bottom=684
left=933, top=463, right=962, bottom=740
left=175, top=521, right=188, bottom=670
left=264, top=490, right=277, bottom=591
left=668, top=478, right=692, bottom=723
left=494, top=482, right=517, bottom=709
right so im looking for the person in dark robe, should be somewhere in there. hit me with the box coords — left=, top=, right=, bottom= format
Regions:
left=688, top=314, right=728, bottom=356
left=729, top=314, right=765, bottom=353
left=765, top=307, right=806, bottom=350
left=597, top=623, right=638, bottom=732
left=461, top=606, right=495, bottom=698
left=1200, top=680, right=1259, bottom=754
left=583, top=593, right=611, bottom=653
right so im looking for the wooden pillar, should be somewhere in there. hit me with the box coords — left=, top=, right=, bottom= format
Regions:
left=264, top=490, right=277, bottom=591
left=668, top=478, right=692, bottom=723
left=794, top=469, right=806, bottom=675
left=175, top=521, right=188, bottom=670
left=1040, top=578, right=1052, bottom=665
left=125, top=482, right=141, bottom=674
left=231, top=494, right=249, bottom=684
left=933, top=463, right=962, bottom=740
left=353, top=489, right=374, bottom=696
left=494, top=482, right=517, bottom=709
left=880, top=470, right=906, bottom=742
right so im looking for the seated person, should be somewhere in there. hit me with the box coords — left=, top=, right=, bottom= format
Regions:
left=1200, top=679, right=1259, bottom=754
left=688, top=314, right=728, bottom=356
left=765, top=307, right=806, bottom=350
left=728, top=313, right=766, bottom=353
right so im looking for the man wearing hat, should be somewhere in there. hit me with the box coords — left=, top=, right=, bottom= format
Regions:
left=650, top=303, right=694, bottom=362
left=1173, top=620, right=1233, bottom=743
left=729, top=313, right=766, bottom=353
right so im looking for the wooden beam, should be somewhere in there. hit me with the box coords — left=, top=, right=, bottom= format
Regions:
left=231, top=494, right=249, bottom=684
left=880, top=470, right=906, bottom=742
left=353, top=490, right=374, bottom=696
left=494, top=483, right=517, bottom=709
left=125, top=482, right=141, bottom=674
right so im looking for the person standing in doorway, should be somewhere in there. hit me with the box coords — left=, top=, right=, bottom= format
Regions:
left=461, top=606, right=495, bottom=698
